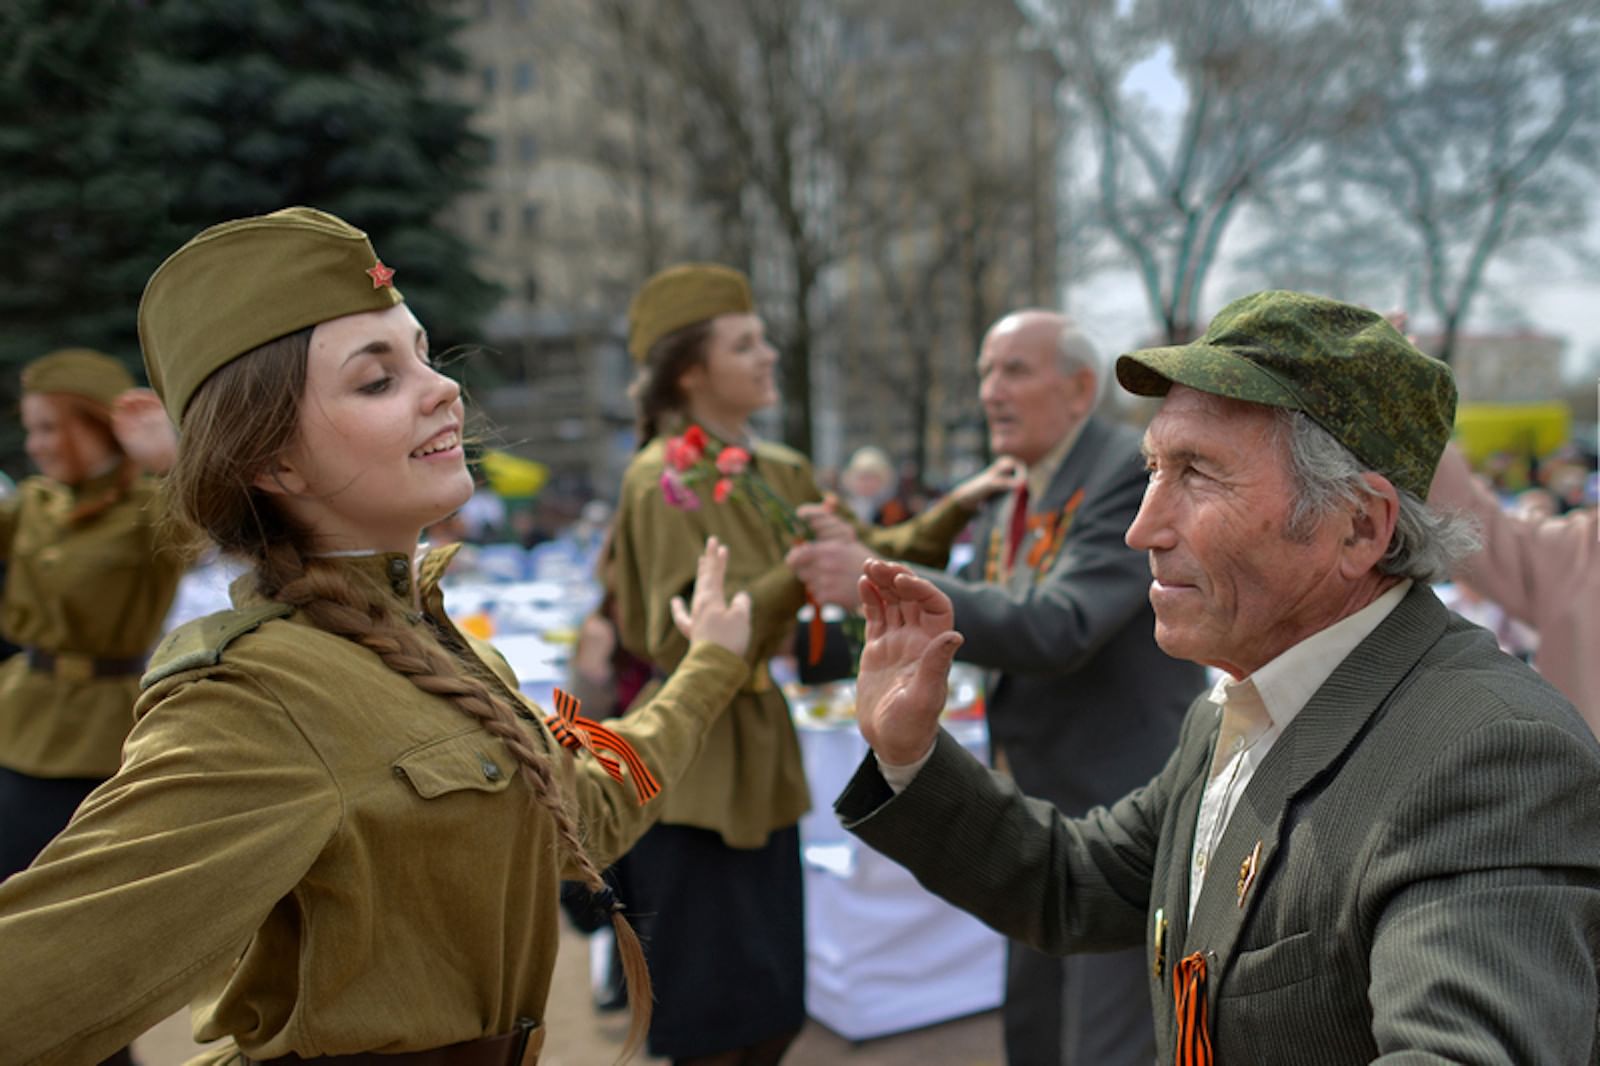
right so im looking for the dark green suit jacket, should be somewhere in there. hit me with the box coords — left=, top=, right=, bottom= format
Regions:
left=838, top=584, right=1600, bottom=1063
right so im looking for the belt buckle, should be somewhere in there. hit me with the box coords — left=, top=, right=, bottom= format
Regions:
left=55, top=653, right=95, bottom=683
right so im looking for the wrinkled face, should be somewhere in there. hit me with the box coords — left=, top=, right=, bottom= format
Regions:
left=266, top=303, right=472, bottom=554
left=1125, top=387, right=1350, bottom=678
left=977, top=325, right=1090, bottom=465
left=22, top=393, right=116, bottom=486
left=681, top=311, right=779, bottom=423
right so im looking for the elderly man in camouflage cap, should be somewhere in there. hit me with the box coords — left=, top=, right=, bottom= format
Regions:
left=831, top=291, right=1600, bottom=1064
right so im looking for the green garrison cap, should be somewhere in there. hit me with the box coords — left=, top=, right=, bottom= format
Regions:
left=626, top=263, right=754, bottom=363
left=138, top=206, right=404, bottom=423
left=1116, top=290, right=1456, bottom=499
left=21, top=349, right=136, bottom=407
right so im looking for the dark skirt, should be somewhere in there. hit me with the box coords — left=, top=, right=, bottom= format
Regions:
left=624, top=822, right=806, bottom=1058
left=0, top=764, right=104, bottom=882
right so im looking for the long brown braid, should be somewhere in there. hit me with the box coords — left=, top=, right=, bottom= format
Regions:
left=167, top=329, right=653, bottom=1061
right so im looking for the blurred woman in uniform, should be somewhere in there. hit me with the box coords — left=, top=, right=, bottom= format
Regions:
left=611, top=264, right=1008, bottom=1065
left=0, top=350, right=186, bottom=884
left=0, top=208, right=753, bottom=1065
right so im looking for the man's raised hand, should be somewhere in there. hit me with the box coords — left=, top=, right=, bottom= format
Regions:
left=854, top=559, right=963, bottom=765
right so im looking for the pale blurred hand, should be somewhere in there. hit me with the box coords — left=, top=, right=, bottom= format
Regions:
left=110, top=389, right=178, bottom=474
left=671, top=536, right=752, bottom=656
left=1383, top=308, right=1420, bottom=347
left=796, top=497, right=856, bottom=542
left=786, top=537, right=875, bottom=609
left=949, top=456, right=1025, bottom=509
left=572, top=613, right=618, bottom=685
left=853, top=559, right=963, bottom=765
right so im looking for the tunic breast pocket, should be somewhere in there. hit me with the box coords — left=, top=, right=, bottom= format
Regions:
left=392, top=730, right=516, bottom=800
left=1219, top=929, right=1318, bottom=998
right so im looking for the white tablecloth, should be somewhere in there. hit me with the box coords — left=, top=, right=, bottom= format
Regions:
left=797, top=719, right=1005, bottom=1040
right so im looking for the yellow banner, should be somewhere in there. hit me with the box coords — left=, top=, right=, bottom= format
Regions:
left=1453, top=403, right=1570, bottom=465
left=478, top=449, right=548, bottom=499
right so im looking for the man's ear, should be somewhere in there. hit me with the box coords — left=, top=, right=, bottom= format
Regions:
left=1061, top=366, right=1098, bottom=421
left=1339, top=472, right=1400, bottom=579
left=252, top=453, right=308, bottom=498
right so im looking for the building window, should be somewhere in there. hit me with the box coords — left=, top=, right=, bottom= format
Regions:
left=517, top=134, right=538, bottom=164
left=523, top=275, right=539, bottom=305
left=521, top=203, right=541, bottom=236
left=486, top=207, right=502, bottom=236
left=482, top=66, right=496, bottom=96
left=513, top=61, right=535, bottom=94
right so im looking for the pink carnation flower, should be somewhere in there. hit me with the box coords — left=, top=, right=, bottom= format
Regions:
left=660, top=469, right=700, bottom=511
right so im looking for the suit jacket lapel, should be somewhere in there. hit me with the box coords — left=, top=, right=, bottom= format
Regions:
left=1007, top=418, right=1102, bottom=593
left=1163, top=698, right=1218, bottom=955
left=1181, top=585, right=1450, bottom=1003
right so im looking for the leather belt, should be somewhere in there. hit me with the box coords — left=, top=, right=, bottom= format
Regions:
left=244, top=1021, right=542, bottom=1066
left=23, top=647, right=147, bottom=681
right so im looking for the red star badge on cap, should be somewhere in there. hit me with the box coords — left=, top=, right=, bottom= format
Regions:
left=366, top=261, right=396, bottom=289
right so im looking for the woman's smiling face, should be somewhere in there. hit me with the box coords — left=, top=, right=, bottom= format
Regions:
left=259, top=303, right=473, bottom=554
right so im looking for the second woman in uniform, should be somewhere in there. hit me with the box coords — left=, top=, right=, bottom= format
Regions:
left=610, top=264, right=1005, bottom=1065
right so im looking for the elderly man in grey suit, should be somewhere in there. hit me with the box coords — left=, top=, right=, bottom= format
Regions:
left=791, top=310, right=1203, bottom=1066
left=834, top=291, right=1600, bottom=1064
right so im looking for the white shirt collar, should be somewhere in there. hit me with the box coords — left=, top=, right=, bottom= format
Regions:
left=1206, top=579, right=1413, bottom=731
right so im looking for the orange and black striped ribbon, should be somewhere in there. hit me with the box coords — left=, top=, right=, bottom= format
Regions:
left=1173, top=951, right=1213, bottom=1066
left=545, top=688, right=662, bottom=805
left=804, top=590, right=825, bottom=666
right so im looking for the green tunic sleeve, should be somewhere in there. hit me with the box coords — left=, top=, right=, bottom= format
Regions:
left=855, top=492, right=977, bottom=568
left=466, top=631, right=749, bottom=868
left=550, top=643, right=749, bottom=868
left=0, top=667, right=340, bottom=1064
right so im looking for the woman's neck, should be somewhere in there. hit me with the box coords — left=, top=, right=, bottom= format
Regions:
left=64, top=454, right=125, bottom=491
left=684, top=405, right=750, bottom=445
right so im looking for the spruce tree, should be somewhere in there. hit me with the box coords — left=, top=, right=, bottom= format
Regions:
left=132, top=0, right=499, bottom=346
left=0, top=0, right=177, bottom=464
left=0, top=0, right=496, bottom=473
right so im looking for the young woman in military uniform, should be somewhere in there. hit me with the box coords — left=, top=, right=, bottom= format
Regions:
left=0, top=349, right=187, bottom=885
left=0, top=208, right=754, bottom=1066
left=610, top=264, right=1007, bottom=1066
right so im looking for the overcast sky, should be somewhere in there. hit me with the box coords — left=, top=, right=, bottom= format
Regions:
left=1058, top=45, right=1600, bottom=387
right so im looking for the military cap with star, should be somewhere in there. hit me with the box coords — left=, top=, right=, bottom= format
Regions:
left=138, top=206, right=403, bottom=423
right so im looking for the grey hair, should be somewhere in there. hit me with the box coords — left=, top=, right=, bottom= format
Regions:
left=1057, top=323, right=1104, bottom=409
left=1272, top=410, right=1480, bottom=584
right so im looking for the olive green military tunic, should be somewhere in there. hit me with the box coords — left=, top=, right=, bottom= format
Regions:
left=612, top=435, right=974, bottom=848
left=0, top=470, right=188, bottom=779
left=0, top=547, right=748, bottom=1064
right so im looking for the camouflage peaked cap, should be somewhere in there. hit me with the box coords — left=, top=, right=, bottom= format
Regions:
left=22, top=349, right=136, bottom=407
left=1116, top=290, right=1455, bottom=499
left=626, top=263, right=753, bottom=363
left=139, top=206, right=405, bottom=423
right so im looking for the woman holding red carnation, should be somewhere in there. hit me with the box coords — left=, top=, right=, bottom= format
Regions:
left=608, top=263, right=996, bottom=1065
